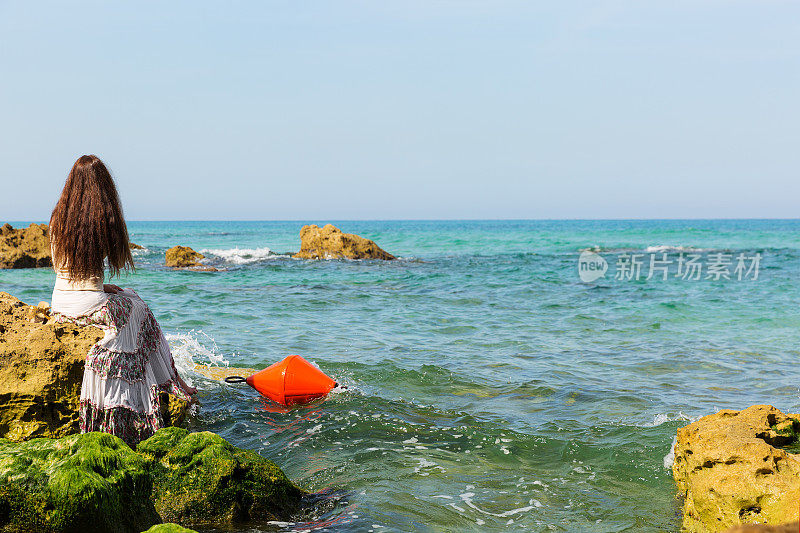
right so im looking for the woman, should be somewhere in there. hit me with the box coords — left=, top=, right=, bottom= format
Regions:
left=50, top=154, right=196, bottom=447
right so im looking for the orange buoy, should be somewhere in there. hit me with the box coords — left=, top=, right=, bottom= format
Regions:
left=226, top=355, right=337, bottom=406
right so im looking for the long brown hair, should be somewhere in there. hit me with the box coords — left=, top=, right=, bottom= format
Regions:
left=50, top=155, right=134, bottom=280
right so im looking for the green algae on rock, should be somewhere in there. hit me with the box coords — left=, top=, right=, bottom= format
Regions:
left=137, top=427, right=304, bottom=527
left=140, top=524, right=198, bottom=533
left=0, top=429, right=304, bottom=532
left=0, top=432, right=159, bottom=533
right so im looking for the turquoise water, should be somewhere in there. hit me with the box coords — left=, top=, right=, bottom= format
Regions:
left=3, top=220, right=800, bottom=532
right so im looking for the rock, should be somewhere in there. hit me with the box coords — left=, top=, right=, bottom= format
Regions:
left=725, top=524, right=800, bottom=533
left=24, top=301, right=51, bottom=324
left=292, top=224, right=395, bottom=260
left=165, top=246, right=203, bottom=267
left=0, top=292, right=101, bottom=441
left=0, top=432, right=160, bottom=533
left=0, top=292, right=189, bottom=442
left=0, top=223, right=51, bottom=269
left=137, top=427, right=304, bottom=526
left=0, top=429, right=303, bottom=532
left=129, top=242, right=144, bottom=250
left=165, top=246, right=217, bottom=271
left=672, top=405, right=800, bottom=532
left=142, top=525, right=198, bottom=533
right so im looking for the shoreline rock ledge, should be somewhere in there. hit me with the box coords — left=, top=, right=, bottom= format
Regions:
left=293, top=224, right=395, bottom=260
left=672, top=405, right=800, bottom=532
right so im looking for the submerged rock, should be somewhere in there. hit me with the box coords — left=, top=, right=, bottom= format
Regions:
left=672, top=405, right=800, bottom=532
left=0, top=223, right=51, bottom=269
left=165, top=246, right=217, bottom=271
left=137, top=427, right=304, bottom=526
left=0, top=429, right=302, bottom=532
left=0, top=432, right=160, bottom=533
left=293, top=224, right=395, bottom=260
left=0, top=292, right=188, bottom=442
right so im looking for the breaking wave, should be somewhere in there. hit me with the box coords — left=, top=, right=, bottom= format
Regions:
left=580, top=245, right=714, bottom=254
left=200, top=246, right=279, bottom=265
left=165, top=329, right=230, bottom=389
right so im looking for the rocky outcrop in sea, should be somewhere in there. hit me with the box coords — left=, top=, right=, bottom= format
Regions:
left=0, top=223, right=141, bottom=269
left=165, top=246, right=217, bottom=271
left=0, top=223, right=51, bottom=268
left=293, top=224, right=395, bottom=260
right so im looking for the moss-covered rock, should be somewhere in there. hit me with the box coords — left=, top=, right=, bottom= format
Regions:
left=0, top=432, right=159, bottom=533
left=137, top=427, right=304, bottom=527
left=141, top=524, right=198, bottom=533
left=0, top=429, right=304, bottom=532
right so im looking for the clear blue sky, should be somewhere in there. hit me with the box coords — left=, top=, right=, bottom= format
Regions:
left=1, top=1, right=798, bottom=220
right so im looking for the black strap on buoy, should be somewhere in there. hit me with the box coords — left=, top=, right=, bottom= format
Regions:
left=224, top=376, right=247, bottom=384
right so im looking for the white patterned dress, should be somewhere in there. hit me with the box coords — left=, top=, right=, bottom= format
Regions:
left=51, top=278, right=191, bottom=447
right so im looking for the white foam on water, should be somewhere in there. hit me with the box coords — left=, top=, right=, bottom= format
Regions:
left=165, top=329, right=230, bottom=389
left=200, top=246, right=277, bottom=265
left=641, top=411, right=696, bottom=427
left=663, top=436, right=678, bottom=469
left=645, top=245, right=712, bottom=253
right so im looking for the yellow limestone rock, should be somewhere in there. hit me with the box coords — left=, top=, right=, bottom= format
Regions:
left=292, top=224, right=395, bottom=260
left=165, top=245, right=217, bottom=271
left=0, top=222, right=141, bottom=269
left=0, top=222, right=51, bottom=268
left=725, top=523, right=800, bottom=532
left=673, top=405, right=800, bottom=532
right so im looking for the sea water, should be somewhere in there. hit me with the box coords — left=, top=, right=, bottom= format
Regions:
left=3, top=219, right=800, bottom=532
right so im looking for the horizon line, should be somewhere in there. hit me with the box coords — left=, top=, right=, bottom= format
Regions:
left=7, top=217, right=800, bottom=223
